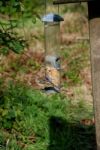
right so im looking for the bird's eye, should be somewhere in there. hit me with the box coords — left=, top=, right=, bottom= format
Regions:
left=56, top=57, right=60, bottom=61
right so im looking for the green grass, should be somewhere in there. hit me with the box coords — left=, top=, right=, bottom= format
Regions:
left=61, top=41, right=90, bottom=85
left=0, top=81, right=95, bottom=150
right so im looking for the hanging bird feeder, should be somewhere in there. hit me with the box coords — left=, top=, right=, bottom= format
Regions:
left=42, top=6, right=64, bottom=93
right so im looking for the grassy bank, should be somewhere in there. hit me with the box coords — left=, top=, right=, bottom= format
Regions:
left=0, top=82, right=95, bottom=150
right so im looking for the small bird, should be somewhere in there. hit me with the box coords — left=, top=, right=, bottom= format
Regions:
left=46, top=66, right=60, bottom=90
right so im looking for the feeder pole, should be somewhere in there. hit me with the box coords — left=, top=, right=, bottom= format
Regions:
left=88, top=1, right=100, bottom=150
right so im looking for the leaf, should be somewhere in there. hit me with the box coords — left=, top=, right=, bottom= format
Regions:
left=8, top=110, right=16, bottom=119
left=0, top=47, right=9, bottom=55
left=9, top=41, right=24, bottom=54
left=32, top=17, right=36, bottom=24
left=0, top=108, right=3, bottom=114
left=2, top=109, right=8, bottom=117
left=0, top=1, right=3, bottom=7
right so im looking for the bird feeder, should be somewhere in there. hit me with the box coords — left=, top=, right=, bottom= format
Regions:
left=42, top=13, right=64, bottom=93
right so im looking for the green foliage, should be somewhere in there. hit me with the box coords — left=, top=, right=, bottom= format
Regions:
left=0, top=0, right=44, bottom=54
left=0, top=81, right=95, bottom=150
left=0, top=29, right=26, bottom=54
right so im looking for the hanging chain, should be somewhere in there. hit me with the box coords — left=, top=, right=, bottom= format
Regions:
left=58, top=4, right=59, bottom=14
left=45, top=0, right=47, bottom=15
